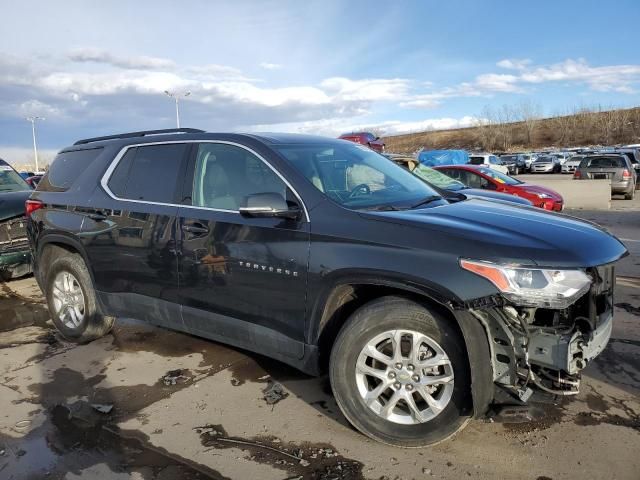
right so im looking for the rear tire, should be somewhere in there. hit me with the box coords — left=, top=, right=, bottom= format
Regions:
left=44, top=252, right=114, bottom=342
left=625, top=187, right=635, bottom=200
left=329, top=296, right=471, bottom=447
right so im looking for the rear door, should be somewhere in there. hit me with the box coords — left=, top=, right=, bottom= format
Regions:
left=176, top=142, right=310, bottom=360
left=82, top=142, right=190, bottom=329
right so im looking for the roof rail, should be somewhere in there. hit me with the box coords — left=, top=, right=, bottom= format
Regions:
left=73, top=128, right=205, bottom=145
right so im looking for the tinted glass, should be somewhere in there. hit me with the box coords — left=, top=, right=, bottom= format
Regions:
left=276, top=142, right=441, bottom=209
left=478, top=167, right=522, bottom=185
left=46, top=148, right=103, bottom=190
left=582, top=157, right=626, bottom=168
left=469, top=156, right=484, bottom=165
left=192, top=143, right=287, bottom=211
left=0, top=163, right=30, bottom=192
left=412, top=165, right=465, bottom=191
left=108, top=143, right=188, bottom=202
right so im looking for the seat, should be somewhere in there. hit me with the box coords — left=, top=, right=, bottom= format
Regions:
left=203, top=162, right=237, bottom=210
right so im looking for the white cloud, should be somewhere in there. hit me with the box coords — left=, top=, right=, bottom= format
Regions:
left=403, top=58, right=640, bottom=108
left=259, top=62, right=282, bottom=70
left=248, top=115, right=478, bottom=137
left=497, top=58, right=532, bottom=70
left=68, top=48, right=176, bottom=70
left=320, top=77, right=410, bottom=102
left=0, top=146, right=59, bottom=168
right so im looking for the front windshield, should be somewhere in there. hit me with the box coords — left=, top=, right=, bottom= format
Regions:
left=0, top=164, right=31, bottom=192
left=500, top=155, right=516, bottom=162
left=412, top=164, right=466, bottom=191
left=536, top=156, right=553, bottom=163
left=477, top=167, right=522, bottom=185
left=275, top=142, right=442, bottom=209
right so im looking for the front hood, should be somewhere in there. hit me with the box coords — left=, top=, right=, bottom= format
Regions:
left=0, top=190, right=30, bottom=222
left=363, top=199, right=627, bottom=268
left=515, top=184, right=562, bottom=199
left=462, top=189, right=532, bottom=206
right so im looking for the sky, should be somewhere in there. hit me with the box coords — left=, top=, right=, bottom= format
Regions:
left=1, top=0, right=639, bottom=165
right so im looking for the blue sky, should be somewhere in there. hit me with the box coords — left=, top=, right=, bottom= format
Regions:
left=1, top=0, right=639, bottom=165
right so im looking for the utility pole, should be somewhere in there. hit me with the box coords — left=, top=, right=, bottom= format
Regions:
left=163, top=91, right=191, bottom=128
left=26, top=116, right=45, bottom=172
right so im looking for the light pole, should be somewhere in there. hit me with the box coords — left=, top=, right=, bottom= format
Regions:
left=26, top=116, right=45, bottom=172
left=164, top=91, right=191, bottom=128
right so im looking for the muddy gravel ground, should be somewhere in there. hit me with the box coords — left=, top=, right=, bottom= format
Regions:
left=1, top=206, right=638, bottom=480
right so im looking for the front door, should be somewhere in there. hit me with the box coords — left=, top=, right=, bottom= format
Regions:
left=176, top=142, right=310, bottom=360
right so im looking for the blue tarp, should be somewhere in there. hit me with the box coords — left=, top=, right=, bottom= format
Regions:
left=417, top=149, right=469, bottom=167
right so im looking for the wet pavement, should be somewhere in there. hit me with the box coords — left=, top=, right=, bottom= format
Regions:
left=0, top=207, right=639, bottom=480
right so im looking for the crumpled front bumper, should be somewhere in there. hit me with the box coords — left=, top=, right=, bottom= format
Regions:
left=527, top=310, right=612, bottom=375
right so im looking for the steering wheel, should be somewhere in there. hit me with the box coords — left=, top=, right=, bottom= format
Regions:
left=348, top=183, right=371, bottom=198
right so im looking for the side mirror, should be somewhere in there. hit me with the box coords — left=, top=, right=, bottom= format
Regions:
left=375, top=136, right=381, bottom=141
left=239, top=192, right=300, bottom=220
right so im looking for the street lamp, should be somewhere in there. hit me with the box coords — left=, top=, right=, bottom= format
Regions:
left=163, top=90, right=191, bottom=128
left=26, top=116, right=45, bottom=172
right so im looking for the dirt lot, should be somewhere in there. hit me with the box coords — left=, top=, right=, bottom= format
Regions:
left=1, top=204, right=639, bottom=480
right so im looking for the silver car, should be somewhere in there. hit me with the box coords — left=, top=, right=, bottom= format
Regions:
left=531, top=156, right=560, bottom=173
left=574, top=155, right=636, bottom=200
left=562, top=155, right=584, bottom=174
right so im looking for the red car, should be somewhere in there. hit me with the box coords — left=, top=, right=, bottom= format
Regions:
left=338, top=131, right=385, bottom=153
left=434, top=164, right=564, bottom=211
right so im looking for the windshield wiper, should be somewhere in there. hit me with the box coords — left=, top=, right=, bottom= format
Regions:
left=410, top=195, right=443, bottom=209
left=363, top=204, right=404, bottom=211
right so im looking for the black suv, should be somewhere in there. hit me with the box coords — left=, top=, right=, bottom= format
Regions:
left=27, top=129, right=627, bottom=446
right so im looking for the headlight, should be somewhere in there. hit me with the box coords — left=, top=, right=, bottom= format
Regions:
left=460, top=259, right=591, bottom=309
left=535, top=192, right=552, bottom=199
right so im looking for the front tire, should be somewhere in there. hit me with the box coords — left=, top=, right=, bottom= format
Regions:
left=329, top=296, right=471, bottom=447
left=45, top=252, right=114, bottom=342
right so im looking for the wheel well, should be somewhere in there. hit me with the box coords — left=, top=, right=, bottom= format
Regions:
left=38, top=242, right=82, bottom=286
left=316, top=284, right=466, bottom=372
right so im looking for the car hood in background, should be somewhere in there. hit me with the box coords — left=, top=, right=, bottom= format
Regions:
left=364, top=199, right=627, bottom=268
left=514, top=183, right=563, bottom=200
left=460, top=188, right=533, bottom=206
left=0, top=190, right=31, bottom=222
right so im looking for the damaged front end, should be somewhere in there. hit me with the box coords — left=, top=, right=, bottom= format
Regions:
left=464, top=262, right=616, bottom=401
left=0, top=214, right=32, bottom=281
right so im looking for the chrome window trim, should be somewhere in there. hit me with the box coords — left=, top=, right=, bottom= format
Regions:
left=100, top=140, right=310, bottom=222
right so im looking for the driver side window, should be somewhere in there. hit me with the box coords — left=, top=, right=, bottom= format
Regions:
left=192, top=143, right=287, bottom=211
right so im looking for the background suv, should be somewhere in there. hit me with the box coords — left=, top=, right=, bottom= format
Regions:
left=27, top=129, right=626, bottom=447
left=468, top=153, right=509, bottom=175
left=338, top=131, right=385, bottom=152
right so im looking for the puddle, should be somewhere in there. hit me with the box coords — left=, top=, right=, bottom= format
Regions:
left=0, top=403, right=226, bottom=480
left=0, top=281, right=50, bottom=332
left=110, top=320, right=246, bottom=370
left=195, top=424, right=364, bottom=479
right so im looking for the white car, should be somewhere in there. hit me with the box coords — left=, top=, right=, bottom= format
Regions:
left=468, top=154, right=509, bottom=175
left=561, top=155, right=584, bottom=174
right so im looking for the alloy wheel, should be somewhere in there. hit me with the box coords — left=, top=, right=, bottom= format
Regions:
left=51, top=271, right=86, bottom=329
left=355, top=329, right=454, bottom=425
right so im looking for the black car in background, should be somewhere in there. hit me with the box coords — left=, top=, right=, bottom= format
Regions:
left=0, top=158, right=33, bottom=280
left=498, top=154, right=527, bottom=174
left=27, top=129, right=627, bottom=446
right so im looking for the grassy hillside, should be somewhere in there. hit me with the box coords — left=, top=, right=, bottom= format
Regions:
left=383, top=106, right=640, bottom=154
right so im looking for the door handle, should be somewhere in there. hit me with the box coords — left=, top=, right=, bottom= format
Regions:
left=181, top=222, right=209, bottom=234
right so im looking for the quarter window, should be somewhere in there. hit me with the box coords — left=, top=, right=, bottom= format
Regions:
left=108, top=143, right=188, bottom=203
left=192, top=143, right=287, bottom=211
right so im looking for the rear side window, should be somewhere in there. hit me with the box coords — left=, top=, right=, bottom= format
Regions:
left=107, top=143, right=189, bottom=203
left=581, top=156, right=625, bottom=168
left=43, top=148, right=103, bottom=191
